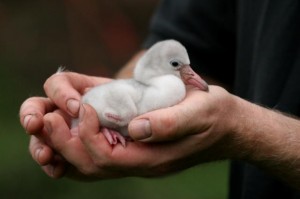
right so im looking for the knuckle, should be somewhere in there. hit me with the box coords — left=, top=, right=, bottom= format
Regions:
left=92, top=149, right=115, bottom=169
left=93, top=155, right=111, bottom=168
left=44, top=80, right=68, bottom=103
left=43, top=72, right=68, bottom=95
left=158, top=115, right=178, bottom=138
left=53, top=86, right=69, bottom=101
left=28, top=146, right=36, bottom=160
left=43, top=74, right=56, bottom=92
left=161, top=116, right=176, bottom=130
left=79, top=165, right=98, bottom=176
left=20, top=97, right=41, bottom=111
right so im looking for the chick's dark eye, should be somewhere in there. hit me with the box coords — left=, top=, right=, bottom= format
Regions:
left=170, top=61, right=179, bottom=67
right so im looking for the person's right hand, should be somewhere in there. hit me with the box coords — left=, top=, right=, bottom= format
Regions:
left=43, top=71, right=112, bottom=117
left=19, top=71, right=112, bottom=178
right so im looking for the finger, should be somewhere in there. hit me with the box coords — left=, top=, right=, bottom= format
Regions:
left=44, top=71, right=111, bottom=117
left=77, top=104, right=161, bottom=167
left=128, top=108, right=184, bottom=142
left=44, top=111, right=97, bottom=172
left=77, top=104, right=149, bottom=177
left=29, top=135, right=54, bottom=166
left=53, top=109, right=73, bottom=128
left=41, top=155, right=67, bottom=179
left=77, top=104, right=202, bottom=177
left=20, top=97, right=55, bottom=134
left=128, top=91, right=209, bottom=142
left=43, top=112, right=72, bottom=153
left=78, top=104, right=112, bottom=156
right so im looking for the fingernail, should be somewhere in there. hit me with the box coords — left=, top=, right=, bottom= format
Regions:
left=67, top=99, right=80, bottom=116
left=79, top=104, right=86, bottom=123
left=24, top=114, right=33, bottom=131
left=47, top=165, right=55, bottom=178
left=44, top=121, right=52, bottom=135
left=129, top=119, right=152, bottom=140
left=35, top=148, right=42, bottom=164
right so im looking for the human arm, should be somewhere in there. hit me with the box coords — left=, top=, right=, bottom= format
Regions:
left=127, top=86, right=300, bottom=188
left=20, top=0, right=300, bottom=187
left=33, top=82, right=300, bottom=188
left=20, top=55, right=300, bottom=187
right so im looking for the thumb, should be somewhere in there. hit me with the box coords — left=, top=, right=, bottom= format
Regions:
left=128, top=106, right=196, bottom=142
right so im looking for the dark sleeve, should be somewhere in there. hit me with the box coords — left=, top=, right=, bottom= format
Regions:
left=144, top=0, right=236, bottom=86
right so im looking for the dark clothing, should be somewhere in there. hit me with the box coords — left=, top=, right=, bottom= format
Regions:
left=144, top=0, right=300, bottom=198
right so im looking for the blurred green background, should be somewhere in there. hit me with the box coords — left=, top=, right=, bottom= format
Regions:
left=0, top=1, right=229, bottom=198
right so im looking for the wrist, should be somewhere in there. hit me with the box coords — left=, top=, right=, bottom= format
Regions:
left=222, top=96, right=259, bottom=160
left=203, top=90, right=262, bottom=160
left=226, top=96, right=299, bottom=163
left=210, top=92, right=245, bottom=159
left=192, top=87, right=243, bottom=160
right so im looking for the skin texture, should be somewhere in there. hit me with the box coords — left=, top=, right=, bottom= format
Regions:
left=20, top=51, right=300, bottom=189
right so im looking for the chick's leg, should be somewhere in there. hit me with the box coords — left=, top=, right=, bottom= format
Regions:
left=102, top=127, right=126, bottom=147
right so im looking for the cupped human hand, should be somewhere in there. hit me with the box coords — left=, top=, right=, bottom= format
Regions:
left=19, top=71, right=112, bottom=178
left=41, top=85, right=238, bottom=179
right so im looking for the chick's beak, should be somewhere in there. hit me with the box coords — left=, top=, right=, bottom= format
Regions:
left=179, top=65, right=209, bottom=91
